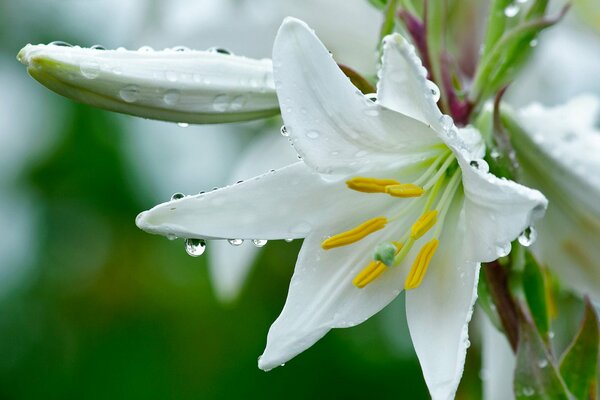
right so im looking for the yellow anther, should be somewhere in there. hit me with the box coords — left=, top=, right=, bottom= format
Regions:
left=353, top=261, right=387, bottom=288
left=385, top=184, right=424, bottom=198
left=405, top=239, right=440, bottom=290
left=346, top=177, right=400, bottom=193
left=410, top=210, right=438, bottom=239
left=321, top=217, right=388, bottom=250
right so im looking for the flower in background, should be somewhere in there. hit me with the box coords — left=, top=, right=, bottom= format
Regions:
left=511, top=94, right=600, bottom=302
left=136, top=18, right=547, bottom=399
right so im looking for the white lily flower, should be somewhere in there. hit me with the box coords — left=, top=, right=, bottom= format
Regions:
left=17, top=43, right=278, bottom=124
left=512, top=95, right=600, bottom=302
left=136, top=18, right=547, bottom=399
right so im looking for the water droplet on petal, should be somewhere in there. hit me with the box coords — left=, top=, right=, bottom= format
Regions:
left=163, top=89, right=181, bottom=105
left=207, top=47, right=233, bottom=55
left=305, top=130, right=319, bottom=139
left=185, top=238, right=206, bottom=257
left=172, top=45, right=190, bottom=52
left=138, top=45, right=154, bottom=52
left=228, top=238, right=244, bottom=246
left=426, top=80, right=441, bottom=102
left=518, top=226, right=537, bottom=247
left=465, top=339, right=471, bottom=348
left=252, top=239, right=268, bottom=247
left=537, top=359, right=548, bottom=368
left=177, top=122, right=189, bottom=128
left=80, top=60, right=100, bottom=79
left=91, top=44, right=106, bottom=50
left=529, top=39, right=538, bottom=47
left=50, top=41, right=73, bottom=47
left=284, top=238, right=294, bottom=243
left=171, top=192, right=184, bottom=200
left=504, top=4, right=520, bottom=17
left=280, top=125, right=289, bottom=137
left=119, top=85, right=140, bottom=103
left=166, top=233, right=178, bottom=241
left=366, top=93, right=377, bottom=102
left=439, top=114, right=454, bottom=131
left=496, top=242, right=511, bottom=257
left=470, top=159, right=489, bottom=173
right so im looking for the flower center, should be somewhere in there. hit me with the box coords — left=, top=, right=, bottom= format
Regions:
left=320, top=149, right=462, bottom=290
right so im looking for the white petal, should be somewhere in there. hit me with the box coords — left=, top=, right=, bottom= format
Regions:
left=17, top=44, right=279, bottom=124
left=258, top=224, right=414, bottom=370
left=377, top=34, right=443, bottom=128
left=208, top=240, right=259, bottom=303
left=406, top=198, right=479, bottom=400
left=459, top=154, right=548, bottom=263
left=481, top=314, right=516, bottom=400
left=272, top=18, right=441, bottom=175
left=208, top=131, right=298, bottom=302
left=512, top=96, right=600, bottom=301
left=136, top=162, right=397, bottom=240
left=515, top=95, right=600, bottom=214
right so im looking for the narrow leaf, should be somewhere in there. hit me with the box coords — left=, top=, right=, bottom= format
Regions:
left=559, top=298, right=599, bottom=400
left=514, top=313, right=571, bottom=399
left=522, top=251, right=550, bottom=340
left=17, top=44, right=279, bottom=124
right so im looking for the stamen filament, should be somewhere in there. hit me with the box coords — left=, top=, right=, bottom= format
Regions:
left=432, top=169, right=463, bottom=238
left=353, top=261, right=387, bottom=288
left=346, top=177, right=400, bottom=193
left=423, top=153, right=457, bottom=190
left=405, top=239, right=440, bottom=290
left=385, top=183, right=424, bottom=198
left=414, top=150, right=452, bottom=187
left=322, top=217, right=387, bottom=250
left=411, top=210, right=438, bottom=239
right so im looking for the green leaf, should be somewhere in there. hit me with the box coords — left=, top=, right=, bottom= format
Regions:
left=481, top=0, right=513, bottom=56
left=478, top=272, right=503, bottom=331
left=514, top=315, right=571, bottom=399
left=559, top=298, right=599, bottom=400
left=470, top=7, right=566, bottom=104
left=338, top=64, right=376, bottom=95
left=367, top=0, right=388, bottom=10
left=378, top=0, right=399, bottom=53
left=522, top=251, right=550, bottom=340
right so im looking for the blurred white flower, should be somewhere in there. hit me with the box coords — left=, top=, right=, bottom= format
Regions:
left=136, top=18, right=547, bottom=399
left=513, top=94, right=600, bottom=302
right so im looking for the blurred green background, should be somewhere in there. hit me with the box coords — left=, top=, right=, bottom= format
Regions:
left=1, top=1, right=598, bottom=399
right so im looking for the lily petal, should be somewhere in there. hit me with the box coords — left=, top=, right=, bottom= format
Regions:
left=481, top=314, right=516, bottom=400
left=459, top=154, right=548, bottom=263
left=17, top=44, right=279, bottom=124
left=272, top=18, right=441, bottom=176
left=514, top=95, right=600, bottom=301
left=258, top=223, right=415, bottom=370
left=406, top=198, right=479, bottom=400
left=377, top=34, right=443, bottom=129
left=136, top=162, right=396, bottom=240
left=209, top=131, right=298, bottom=302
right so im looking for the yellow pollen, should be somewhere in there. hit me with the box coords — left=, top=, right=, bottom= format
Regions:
left=346, top=177, right=400, bottom=193
left=385, top=183, right=424, bottom=198
left=321, top=217, right=388, bottom=250
left=410, top=210, right=438, bottom=239
left=405, top=239, right=440, bottom=290
left=353, top=261, right=387, bottom=288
